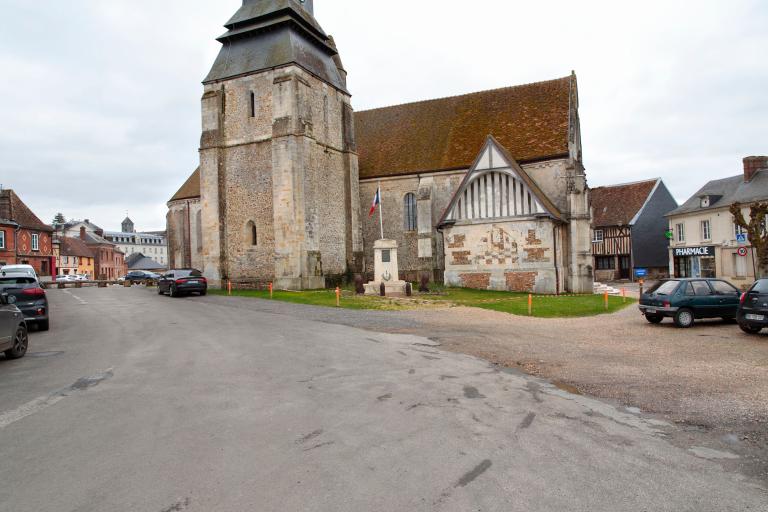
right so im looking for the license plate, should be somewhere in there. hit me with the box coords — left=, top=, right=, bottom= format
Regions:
left=746, top=314, right=765, bottom=321
left=646, top=309, right=657, bottom=314
left=187, top=280, right=198, bottom=284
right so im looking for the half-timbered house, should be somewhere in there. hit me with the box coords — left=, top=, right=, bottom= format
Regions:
left=591, top=179, right=677, bottom=281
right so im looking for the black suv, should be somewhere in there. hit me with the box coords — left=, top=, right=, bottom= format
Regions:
left=158, top=269, right=207, bottom=297
left=737, top=279, right=768, bottom=335
left=0, top=274, right=49, bottom=331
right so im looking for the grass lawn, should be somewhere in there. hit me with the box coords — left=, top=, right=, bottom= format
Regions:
left=418, top=288, right=635, bottom=318
left=210, top=286, right=635, bottom=318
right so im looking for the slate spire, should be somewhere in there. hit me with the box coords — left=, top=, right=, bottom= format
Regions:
left=204, top=0, right=346, bottom=90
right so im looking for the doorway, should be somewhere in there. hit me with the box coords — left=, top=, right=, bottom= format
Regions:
left=619, top=255, right=631, bottom=280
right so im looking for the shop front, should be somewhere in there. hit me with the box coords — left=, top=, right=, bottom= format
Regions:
left=672, top=246, right=716, bottom=278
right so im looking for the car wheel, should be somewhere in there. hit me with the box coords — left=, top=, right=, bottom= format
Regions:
left=158, top=288, right=165, bottom=295
left=170, top=286, right=178, bottom=298
left=674, top=308, right=695, bottom=328
left=37, top=320, right=49, bottom=331
left=4, top=325, right=28, bottom=360
left=739, top=323, right=762, bottom=335
left=645, top=314, right=663, bottom=324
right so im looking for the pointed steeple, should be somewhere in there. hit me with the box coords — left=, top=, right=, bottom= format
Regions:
left=204, top=0, right=347, bottom=91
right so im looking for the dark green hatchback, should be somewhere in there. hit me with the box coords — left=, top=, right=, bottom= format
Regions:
left=639, top=278, right=742, bottom=328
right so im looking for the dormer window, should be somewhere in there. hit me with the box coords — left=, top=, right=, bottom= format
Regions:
left=700, top=196, right=710, bottom=208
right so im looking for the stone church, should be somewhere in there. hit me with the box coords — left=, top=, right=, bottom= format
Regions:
left=168, top=0, right=593, bottom=294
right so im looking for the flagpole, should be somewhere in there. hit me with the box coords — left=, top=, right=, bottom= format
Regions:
left=378, top=181, right=384, bottom=240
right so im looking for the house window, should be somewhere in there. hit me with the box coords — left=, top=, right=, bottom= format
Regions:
left=593, top=230, right=604, bottom=243
left=700, top=196, right=710, bottom=208
left=701, top=220, right=711, bottom=241
left=595, top=256, right=615, bottom=270
left=0, top=230, right=5, bottom=249
left=31, top=234, right=39, bottom=251
left=676, top=223, right=685, bottom=243
left=404, top=193, right=417, bottom=231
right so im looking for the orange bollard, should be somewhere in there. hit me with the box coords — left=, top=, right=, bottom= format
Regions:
left=622, top=288, right=627, bottom=303
left=528, top=294, right=533, bottom=316
left=227, top=280, right=232, bottom=296
left=269, top=282, right=273, bottom=299
left=604, top=290, right=609, bottom=310
left=335, top=286, right=341, bottom=307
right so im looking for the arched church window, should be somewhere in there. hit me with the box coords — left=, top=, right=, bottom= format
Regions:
left=404, top=193, right=417, bottom=231
left=246, top=221, right=257, bottom=246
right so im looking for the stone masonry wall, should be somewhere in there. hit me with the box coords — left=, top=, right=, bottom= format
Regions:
left=443, top=219, right=559, bottom=294
left=200, top=64, right=360, bottom=288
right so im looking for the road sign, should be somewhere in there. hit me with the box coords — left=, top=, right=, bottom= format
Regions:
left=736, top=234, right=747, bottom=245
left=635, top=268, right=648, bottom=278
left=737, top=247, right=748, bottom=257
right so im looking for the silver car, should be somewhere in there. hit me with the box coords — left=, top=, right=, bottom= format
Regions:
left=0, top=293, right=28, bottom=360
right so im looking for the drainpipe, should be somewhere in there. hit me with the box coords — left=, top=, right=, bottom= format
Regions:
left=13, top=222, right=21, bottom=265
left=553, top=224, right=561, bottom=295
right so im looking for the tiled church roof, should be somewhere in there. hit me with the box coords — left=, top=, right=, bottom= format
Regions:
left=169, top=168, right=201, bottom=202
left=355, top=76, right=573, bottom=179
left=591, top=179, right=660, bottom=227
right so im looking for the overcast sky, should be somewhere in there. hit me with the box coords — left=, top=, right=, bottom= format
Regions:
left=1, top=0, right=766, bottom=231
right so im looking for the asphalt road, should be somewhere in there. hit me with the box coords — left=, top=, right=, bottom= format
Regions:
left=0, top=287, right=765, bottom=512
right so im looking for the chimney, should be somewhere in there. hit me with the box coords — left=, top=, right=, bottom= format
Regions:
left=743, top=156, right=768, bottom=182
left=80, top=226, right=86, bottom=241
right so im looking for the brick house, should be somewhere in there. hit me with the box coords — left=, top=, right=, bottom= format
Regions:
left=0, top=189, right=55, bottom=276
left=59, top=233, right=96, bottom=279
left=591, top=179, right=678, bottom=282
left=83, top=230, right=127, bottom=280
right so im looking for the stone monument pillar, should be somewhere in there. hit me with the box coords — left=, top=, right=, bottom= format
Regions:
left=364, top=239, right=408, bottom=295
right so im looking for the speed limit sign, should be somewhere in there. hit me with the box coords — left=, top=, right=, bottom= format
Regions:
left=737, top=247, right=748, bottom=257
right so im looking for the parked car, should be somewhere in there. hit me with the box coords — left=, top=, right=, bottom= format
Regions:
left=0, top=293, right=27, bottom=360
left=0, top=275, right=50, bottom=331
left=125, top=271, right=158, bottom=284
left=158, top=269, right=207, bottom=297
left=56, top=275, right=78, bottom=282
left=737, top=279, right=768, bottom=335
left=0, top=264, right=37, bottom=280
left=75, top=274, right=90, bottom=281
left=639, top=278, right=742, bottom=328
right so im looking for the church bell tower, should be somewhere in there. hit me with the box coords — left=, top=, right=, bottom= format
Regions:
left=198, top=0, right=362, bottom=289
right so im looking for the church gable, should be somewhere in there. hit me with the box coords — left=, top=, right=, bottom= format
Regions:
left=441, top=137, right=563, bottom=224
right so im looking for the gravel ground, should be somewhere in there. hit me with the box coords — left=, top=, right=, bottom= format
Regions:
left=200, top=293, right=768, bottom=479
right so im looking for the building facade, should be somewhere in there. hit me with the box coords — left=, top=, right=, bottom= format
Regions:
left=667, top=156, right=768, bottom=289
left=591, top=179, right=678, bottom=282
left=167, top=1, right=594, bottom=294
left=104, top=217, right=168, bottom=269
left=195, top=0, right=361, bottom=289
left=0, top=189, right=54, bottom=276
left=58, top=234, right=96, bottom=278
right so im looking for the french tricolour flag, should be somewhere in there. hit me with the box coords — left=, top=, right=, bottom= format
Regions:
left=368, top=187, right=381, bottom=217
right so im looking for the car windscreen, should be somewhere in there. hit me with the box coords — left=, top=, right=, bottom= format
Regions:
left=0, top=277, right=36, bottom=288
left=648, top=280, right=680, bottom=295
left=752, top=280, right=768, bottom=294
left=175, top=270, right=203, bottom=278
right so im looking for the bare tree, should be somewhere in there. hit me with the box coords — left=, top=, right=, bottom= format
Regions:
left=730, top=202, right=768, bottom=278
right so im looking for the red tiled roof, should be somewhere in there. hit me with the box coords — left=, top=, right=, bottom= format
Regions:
left=591, top=179, right=659, bottom=227
left=169, top=168, right=201, bottom=202
left=355, top=76, right=573, bottom=179
left=0, top=189, right=53, bottom=231
left=60, top=236, right=95, bottom=258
